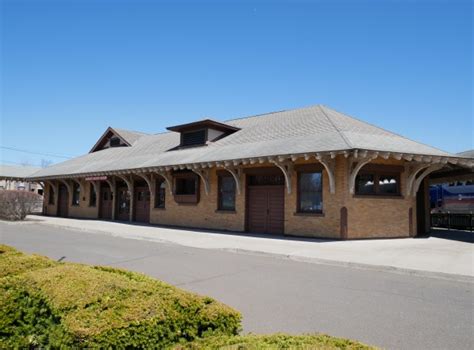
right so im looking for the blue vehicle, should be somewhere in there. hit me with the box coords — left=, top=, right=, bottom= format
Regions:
left=430, top=181, right=474, bottom=214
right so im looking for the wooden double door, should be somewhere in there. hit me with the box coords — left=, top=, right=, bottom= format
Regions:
left=134, top=186, right=150, bottom=223
left=116, top=187, right=131, bottom=221
left=247, top=183, right=285, bottom=235
left=112, top=184, right=150, bottom=223
left=99, top=185, right=113, bottom=220
left=57, top=184, right=69, bottom=217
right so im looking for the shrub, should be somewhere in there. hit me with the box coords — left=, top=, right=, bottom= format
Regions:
left=173, top=334, right=375, bottom=350
left=0, top=246, right=241, bottom=349
left=0, top=190, right=42, bottom=221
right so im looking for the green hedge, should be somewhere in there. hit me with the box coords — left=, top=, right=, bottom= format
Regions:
left=0, top=245, right=241, bottom=349
left=173, top=334, right=375, bottom=350
left=0, top=245, right=374, bottom=349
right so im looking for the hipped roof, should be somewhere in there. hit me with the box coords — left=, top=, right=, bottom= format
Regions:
left=29, top=105, right=472, bottom=179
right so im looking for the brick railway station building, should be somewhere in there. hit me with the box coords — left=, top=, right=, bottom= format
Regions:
left=26, top=105, right=474, bottom=239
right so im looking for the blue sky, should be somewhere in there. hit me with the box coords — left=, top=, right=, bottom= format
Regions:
left=1, top=0, right=472, bottom=167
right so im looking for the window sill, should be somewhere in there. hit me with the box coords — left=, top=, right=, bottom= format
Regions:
left=153, top=207, right=166, bottom=210
left=294, top=212, right=325, bottom=217
left=353, top=194, right=404, bottom=199
left=215, top=209, right=236, bottom=214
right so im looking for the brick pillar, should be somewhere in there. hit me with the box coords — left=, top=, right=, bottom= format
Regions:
left=111, top=181, right=117, bottom=221
left=129, top=182, right=134, bottom=222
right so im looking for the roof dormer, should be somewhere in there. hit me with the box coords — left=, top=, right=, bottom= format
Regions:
left=89, top=127, right=147, bottom=153
left=167, top=119, right=240, bottom=148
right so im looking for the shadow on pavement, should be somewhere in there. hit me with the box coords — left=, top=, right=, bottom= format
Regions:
left=427, top=228, right=473, bottom=243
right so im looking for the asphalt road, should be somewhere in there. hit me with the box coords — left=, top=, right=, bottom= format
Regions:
left=1, top=221, right=473, bottom=350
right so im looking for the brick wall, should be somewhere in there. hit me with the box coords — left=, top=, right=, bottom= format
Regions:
left=344, top=158, right=416, bottom=239
left=149, top=169, right=245, bottom=231
left=42, top=156, right=419, bottom=239
left=68, top=181, right=99, bottom=219
left=43, top=181, right=98, bottom=219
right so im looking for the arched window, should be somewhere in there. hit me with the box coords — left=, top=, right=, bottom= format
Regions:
left=155, top=179, right=166, bottom=208
left=72, top=183, right=80, bottom=206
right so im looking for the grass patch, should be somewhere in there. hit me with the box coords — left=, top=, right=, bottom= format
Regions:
left=173, top=334, right=375, bottom=349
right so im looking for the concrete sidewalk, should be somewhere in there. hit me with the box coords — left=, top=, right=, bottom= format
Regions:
left=15, top=215, right=474, bottom=278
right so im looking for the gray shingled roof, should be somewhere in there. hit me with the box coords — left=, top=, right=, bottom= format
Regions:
left=457, top=150, right=474, bottom=158
left=113, top=128, right=149, bottom=146
left=29, top=105, right=462, bottom=179
left=0, top=165, right=42, bottom=179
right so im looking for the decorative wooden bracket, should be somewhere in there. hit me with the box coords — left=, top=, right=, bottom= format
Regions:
left=405, top=163, right=431, bottom=197
left=156, top=171, right=173, bottom=195
left=71, top=178, right=85, bottom=194
left=316, top=155, right=336, bottom=194
left=136, top=173, right=155, bottom=194
left=44, top=180, right=58, bottom=203
left=271, top=160, right=293, bottom=194
left=192, top=168, right=210, bottom=195
left=58, top=179, right=73, bottom=197
left=90, top=181, right=100, bottom=199
left=223, top=167, right=242, bottom=195
left=411, top=164, right=444, bottom=196
left=348, top=153, right=378, bottom=194
left=105, top=177, right=116, bottom=194
left=116, top=174, right=133, bottom=192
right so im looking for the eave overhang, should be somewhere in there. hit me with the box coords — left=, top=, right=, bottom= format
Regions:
left=26, top=148, right=474, bottom=182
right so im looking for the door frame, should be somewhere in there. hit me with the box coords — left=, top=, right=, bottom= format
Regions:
left=99, top=183, right=113, bottom=220
left=115, top=186, right=130, bottom=221
left=245, top=173, right=285, bottom=234
left=57, top=184, right=69, bottom=218
left=133, top=185, right=150, bottom=223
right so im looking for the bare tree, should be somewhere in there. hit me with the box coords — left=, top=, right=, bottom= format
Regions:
left=0, top=191, right=42, bottom=220
left=41, top=159, right=53, bottom=168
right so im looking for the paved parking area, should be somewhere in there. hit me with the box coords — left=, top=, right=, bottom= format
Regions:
left=1, top=220, right=473, bottom=350
left=15, top=215, right=474, bottom=278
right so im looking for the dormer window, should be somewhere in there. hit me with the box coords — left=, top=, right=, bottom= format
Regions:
left=89, top=127, right=147, bottom=153
left=182, top=130, right=206, bottom=147
left=109, top=137, right=122, bottom=147
left=167, top=119, right=240, bottom=149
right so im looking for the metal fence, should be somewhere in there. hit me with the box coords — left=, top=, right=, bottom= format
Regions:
left=431, top=213, right=474, bottom=231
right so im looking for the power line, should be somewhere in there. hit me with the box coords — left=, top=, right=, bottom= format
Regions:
left=1, top=159, right=49, bottom=167
left=1, top=146, right=74, bottom=159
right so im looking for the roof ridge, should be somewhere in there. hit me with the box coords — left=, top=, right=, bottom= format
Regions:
left=112, top=127, right=149, bottom=135
left=318, top=105, right=353, bottom=149
left=224, top=109, right=288, bottom=123
left=320, top=105, right=454, bottom=156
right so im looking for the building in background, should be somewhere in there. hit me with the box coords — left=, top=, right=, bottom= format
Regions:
left=0, top=165, right=43, bottom=195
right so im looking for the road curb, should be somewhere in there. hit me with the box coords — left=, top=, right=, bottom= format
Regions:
left=218, top=248, right=474, bottom=283
left=19, top=218, right=474, bottom=283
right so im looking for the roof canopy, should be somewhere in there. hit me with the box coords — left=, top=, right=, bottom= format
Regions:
left=0, top=165, right=41, bottom=180
left=28, top=105, right=474, bottom=180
